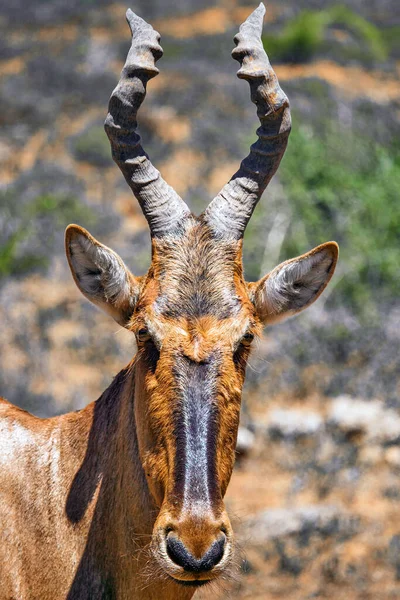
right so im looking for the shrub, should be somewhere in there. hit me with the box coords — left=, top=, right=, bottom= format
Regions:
left=244, top=118, right=400, bottom=318
left=0, top=191, right=95, bottom=279
left=263, top=6, right=387, bottom=64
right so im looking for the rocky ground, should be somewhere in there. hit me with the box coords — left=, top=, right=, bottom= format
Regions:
left=217, top=392, right=400, bottom=599
left=0, top=0, right=399, bottom=598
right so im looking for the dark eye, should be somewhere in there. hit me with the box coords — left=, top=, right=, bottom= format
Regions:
left=137, top=327, right=151, bottom=343
left=241, top=332, right=255, bottom=345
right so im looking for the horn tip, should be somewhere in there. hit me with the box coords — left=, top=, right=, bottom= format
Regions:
left=247, top=2, right=266, bottom=25
left=125, top=8, right=147, bottom=31
left=125, top=8, right=135, bottom=22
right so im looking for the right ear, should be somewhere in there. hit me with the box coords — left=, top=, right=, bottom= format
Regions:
left=65, top=225, right=139, bottom=327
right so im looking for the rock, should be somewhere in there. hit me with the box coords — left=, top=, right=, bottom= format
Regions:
left=243, top=505, right=358, bottom=545
left=275, top=539, right=303, bottom=576
left=329, top=396, right=400, bottom=443
left=388, top=535, right=400, bottom=580
left=267, top=408, right=323, bottom=439
left=240, top=558, right=254, bottom=575
left=385, top=447, right=400, bottom=468
left=359, top=445, right=384, bottom=465
left=236, top=426, right=255, bottom=456
left=382, top=486, right=400, bottom=500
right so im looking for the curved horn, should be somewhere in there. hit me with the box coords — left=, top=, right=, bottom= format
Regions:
left=203, top=3, right=291, bottom=239
left=104, top=9, right=191, bottom=238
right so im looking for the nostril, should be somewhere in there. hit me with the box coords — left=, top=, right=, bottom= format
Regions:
left=166, top=533, right=191, bottom=569
left=166, top=532, right=226, bottom=573
left=199, top=534, right=226, bottom=571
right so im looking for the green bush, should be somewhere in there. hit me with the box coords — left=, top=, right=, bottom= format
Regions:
left=384, top=26, right=400, bottom=58
left=0, top=193, right=94, bottom=278
left=263, top=6, right=387, bottom=64
left=244, top=118, right=400, bottom=318
left=264, top=10, right=330, bottom=63
left=328, top=5, right=387, bottom=62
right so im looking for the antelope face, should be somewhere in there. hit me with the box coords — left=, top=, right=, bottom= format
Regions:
left=66, top=219, right=337, bottom=586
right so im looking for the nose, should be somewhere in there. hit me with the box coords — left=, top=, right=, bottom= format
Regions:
left=166, top=531, right=226, bottom=573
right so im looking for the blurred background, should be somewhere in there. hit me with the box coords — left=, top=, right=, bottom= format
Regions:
left=0, top=0, right=399, bottom=597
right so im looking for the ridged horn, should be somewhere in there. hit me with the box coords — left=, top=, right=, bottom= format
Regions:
left=203, top=3, right=291, bottom=239
left=104, top=9, right=191, bottom=238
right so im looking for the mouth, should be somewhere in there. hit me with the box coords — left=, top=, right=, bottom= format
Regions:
left=168, top=575, right=212, bottom=587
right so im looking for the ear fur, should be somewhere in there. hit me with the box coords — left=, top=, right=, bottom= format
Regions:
left=251, top=242, right=339, bottom=325
left=65, top=225, right=139, bottom=326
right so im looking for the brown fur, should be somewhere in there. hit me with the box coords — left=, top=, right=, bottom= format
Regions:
left=0, top=215, right=337, bottom=598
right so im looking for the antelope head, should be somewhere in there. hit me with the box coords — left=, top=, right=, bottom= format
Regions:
left=65, top=4, right=338, bottom=588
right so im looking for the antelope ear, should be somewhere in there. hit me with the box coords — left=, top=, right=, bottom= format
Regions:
left=65, top=225, right=139, bottom=327
left=251, top=242, right=339, bottom=325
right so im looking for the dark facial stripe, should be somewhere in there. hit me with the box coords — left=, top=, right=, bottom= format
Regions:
left=172, top=356, right=220, bottom=511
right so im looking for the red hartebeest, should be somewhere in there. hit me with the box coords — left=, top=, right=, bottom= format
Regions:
left=0, top=5, right=338, bottom=599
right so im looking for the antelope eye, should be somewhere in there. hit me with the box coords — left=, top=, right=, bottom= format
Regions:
left=241, top=332, right=255, bottom=345
left=137, top=327, right=151, bottom=342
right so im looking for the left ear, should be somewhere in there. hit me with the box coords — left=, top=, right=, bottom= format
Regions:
left=65, top=224, right=140, bottom=327
left=250, top=242, right=339, bottom=325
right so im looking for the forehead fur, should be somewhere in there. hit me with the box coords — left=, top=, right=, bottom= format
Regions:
left=142, top=221, right=249, bottom=320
